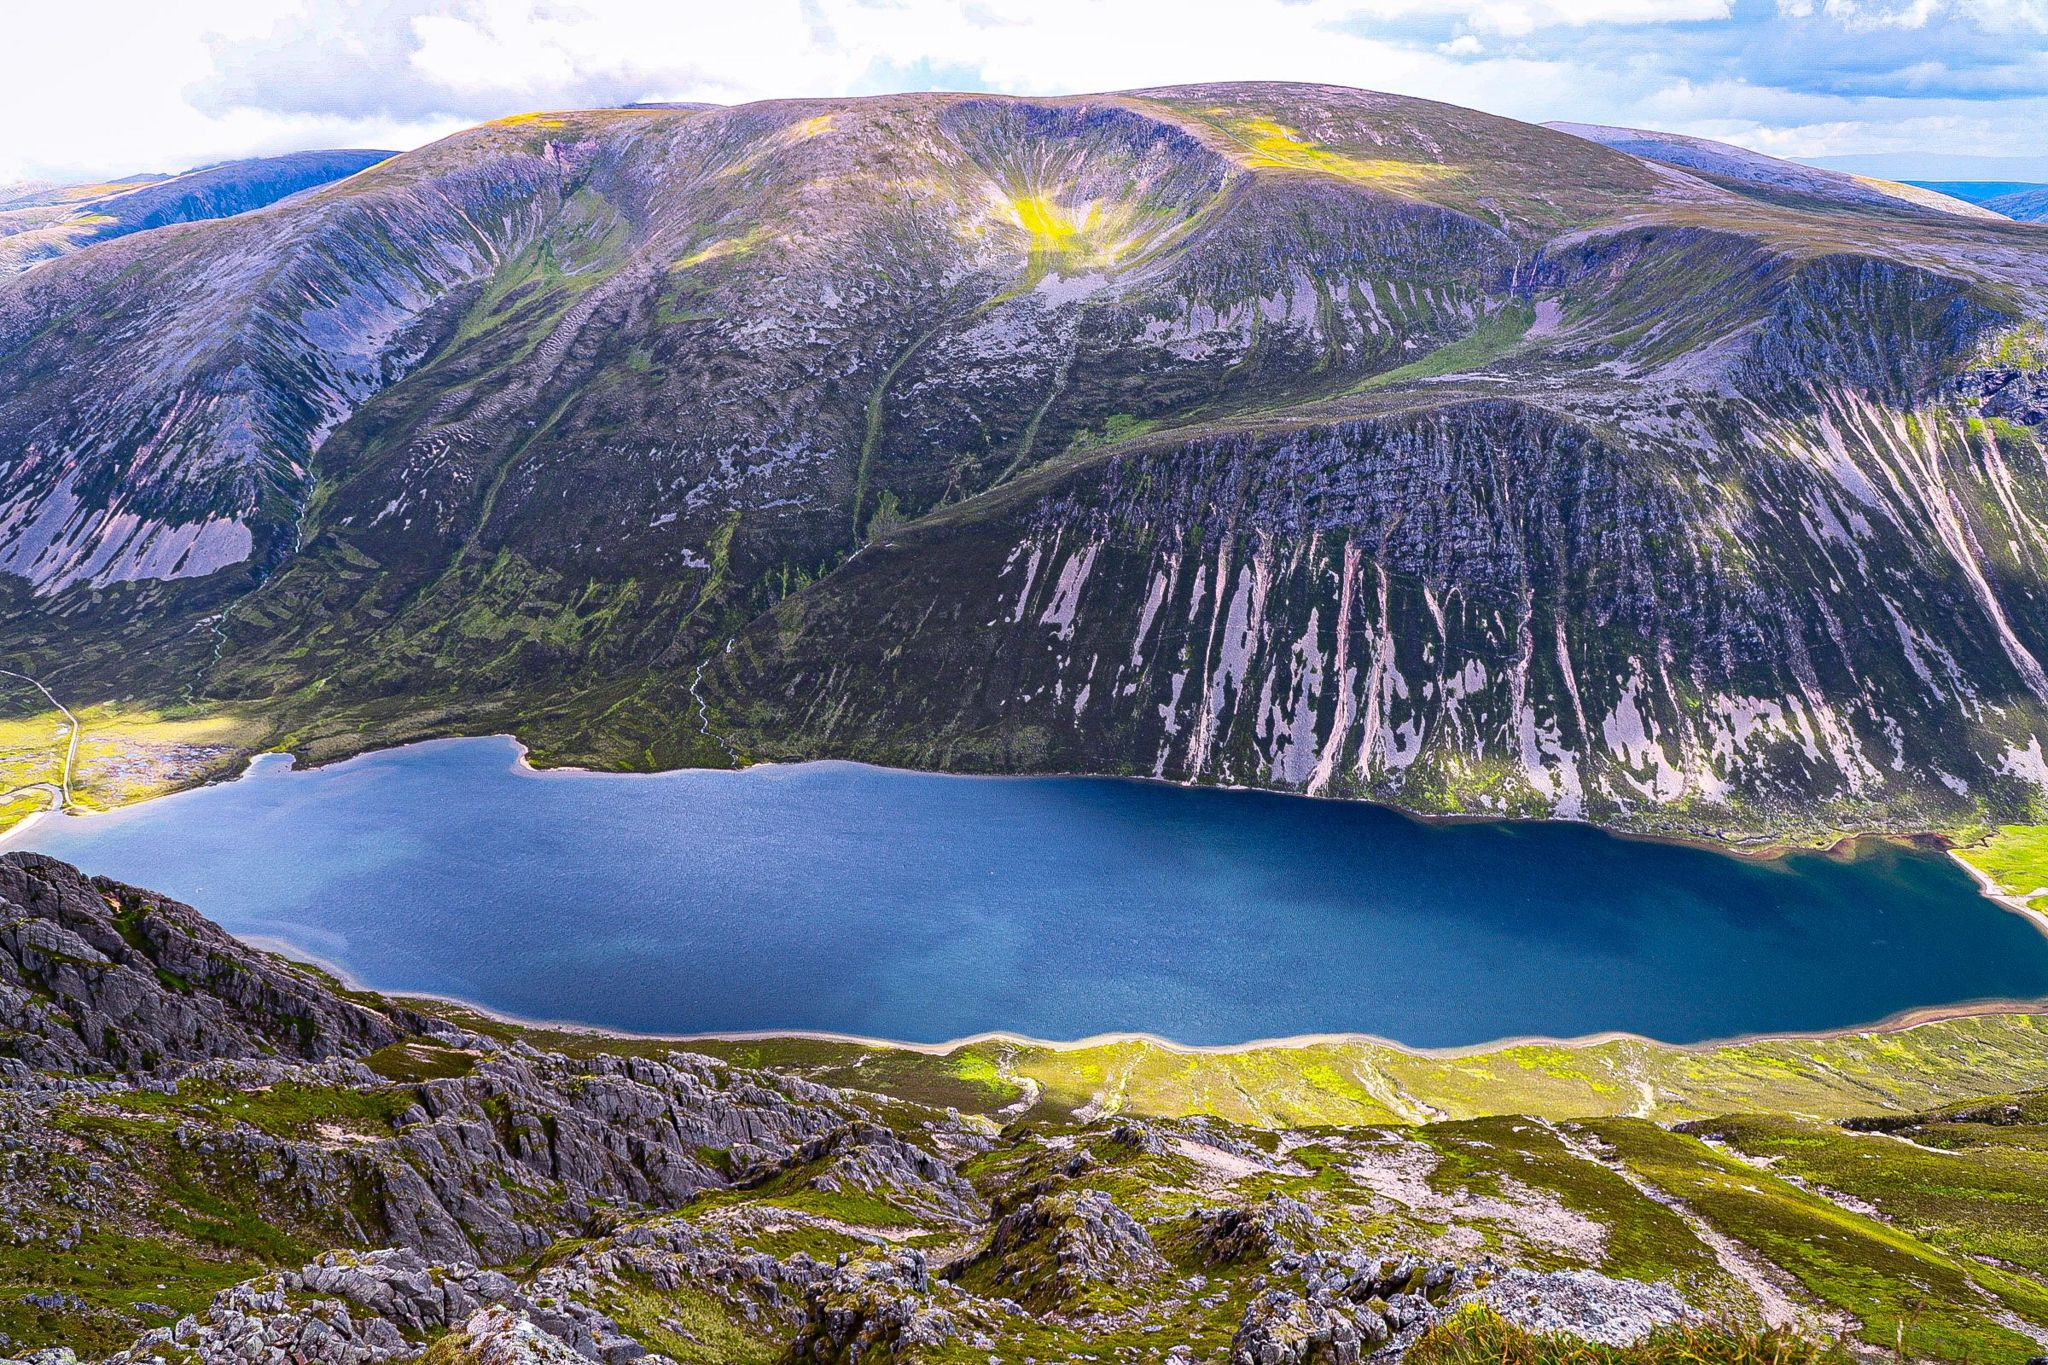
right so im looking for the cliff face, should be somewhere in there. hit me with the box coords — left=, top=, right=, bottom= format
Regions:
left=704, top=343, right=2048, bottom=837
left=2, top=83, right=2046, bottom=835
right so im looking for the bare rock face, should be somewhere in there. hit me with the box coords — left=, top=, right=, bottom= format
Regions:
left=954, top=1184, right=1167, bottom=1309
left=1470, top=1268, right=1696, bottom=1346
left=103, top=1282, right=408, bottom=1364
left=1231, top=1289, right=1385, bottom=1365
left=375, top=1047, right=848, bottom=1262
left=405, top=1305, right=591, bottom=1365
left=1188, top=1194, right=1323, bottom=1265
left=1956, top=367, right=2048, bottom=426
left=790, top=1250, right=990, bottom=1365
left=752, top=1120, right=988, bottom=1226
left=0, top=852, right=401, bottom=1074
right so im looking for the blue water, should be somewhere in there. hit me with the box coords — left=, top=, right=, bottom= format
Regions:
left=10, top=735, right=2048, bottom=1047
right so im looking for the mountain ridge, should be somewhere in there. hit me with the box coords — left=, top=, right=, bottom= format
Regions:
left=0, top=148, right=393, bottom=275
left=1, top=83, right=2046, bottom=841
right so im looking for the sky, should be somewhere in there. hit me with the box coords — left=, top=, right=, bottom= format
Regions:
left=6, top=0, right=2048, bottom=186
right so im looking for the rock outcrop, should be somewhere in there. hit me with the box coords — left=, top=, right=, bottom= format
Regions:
left=0, top=852, right=401, bottom=1075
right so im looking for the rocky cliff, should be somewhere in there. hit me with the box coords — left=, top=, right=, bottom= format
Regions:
left=1, top=852, right=2044, bottom=1363
left=2, top=84, right=2047, bottom=838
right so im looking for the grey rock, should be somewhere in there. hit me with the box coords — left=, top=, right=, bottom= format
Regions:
left=1230, top=1288, right=1381, bottom=1365
left=954, top=1185, right=1165, bottom=1308
left=1956, top=367, right=2048, bottom=425
left=0, top=853, right=401, bottom=1074
left=1469, top=1267, right=1697, bottom=1346
left=1188, top=1195, right=1322, bottom=1265
left=755, top=1120, right=986, bottom=1226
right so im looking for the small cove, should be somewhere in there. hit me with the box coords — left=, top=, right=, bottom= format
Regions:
left=10, top=734, right=2048, bottom=1048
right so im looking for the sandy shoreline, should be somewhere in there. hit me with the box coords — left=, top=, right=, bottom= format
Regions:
left=1946, top=852, right=2048, bottom=940
left=2, top=809, right=47, bottom=842
left=244, top=933, right=2048, bottom=1062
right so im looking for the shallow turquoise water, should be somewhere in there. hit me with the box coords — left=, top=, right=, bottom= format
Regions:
left=12, top=735, right=2048, bottom=1046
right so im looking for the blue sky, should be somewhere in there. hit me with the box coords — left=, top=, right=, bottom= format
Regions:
left=6, top=0, right=2047, bottom=184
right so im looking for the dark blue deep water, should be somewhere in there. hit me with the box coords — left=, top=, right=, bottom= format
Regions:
left=10, top=735, right=2048, bottom=1047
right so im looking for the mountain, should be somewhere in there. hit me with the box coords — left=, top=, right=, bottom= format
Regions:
left=4, top=850, right=2046, bottom=1362
left=1905, top=180, right=2048, bottom=208
left=0, top=149, right=392, bottom=275
left=2, top=84, right=2048, bottom=841
left=1989, top=187, right=2048, bottom=224
left=1547, top=122, right=1999, bottom=218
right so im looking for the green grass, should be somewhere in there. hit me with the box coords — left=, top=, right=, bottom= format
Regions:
left=1589, top=1119, right=2048, bottom=1363
left=595, top=1277, right=779, bottom=1365
left=0, top=1225, right=260, bottom=1357
left=1420, top=1118, right=1730, bottom=1290
left=406, top=997, right=2048, bottom=1130
left=1355, top=301, right=1536, bottom=390
left=1696, top=1102, right=2048, bottom=1271
left=1955, top=823, right=2048, bottom=907
left=709, top=1217, right=871, bottom=1263
left=91, top=1079, right=414, bottom=1140
left=363, top=1040, right=481, bottom=1082
left=754, top=1186, right=930, bottom=1228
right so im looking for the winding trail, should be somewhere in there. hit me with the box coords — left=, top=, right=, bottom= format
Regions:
left=0, top=668, right=77, bottom=811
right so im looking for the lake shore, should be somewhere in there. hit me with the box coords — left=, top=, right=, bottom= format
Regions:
left=21, top=729, right=2048, bottom=1055
left=239, top=930, right=2048, bottom=1063
left=0, top=713, right=1971, bottom=861
left=1947, top=850, right=2048, bottom=939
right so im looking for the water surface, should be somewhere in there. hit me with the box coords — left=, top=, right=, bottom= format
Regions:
left=11, top=736, right=2048, bottom=1047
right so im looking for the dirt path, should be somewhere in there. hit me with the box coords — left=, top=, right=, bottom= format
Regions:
left=0, top=668, right=77, bottom=812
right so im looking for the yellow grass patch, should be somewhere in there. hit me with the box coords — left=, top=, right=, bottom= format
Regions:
left=65, top=703, right=271, bottom=812
left=1230, top=118, right=1460, bottom=195
left=671, top=228, right=771, bottom=272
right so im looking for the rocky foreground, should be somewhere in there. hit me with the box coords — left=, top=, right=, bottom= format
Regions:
left=1, top=849, right=2045, bottom=1364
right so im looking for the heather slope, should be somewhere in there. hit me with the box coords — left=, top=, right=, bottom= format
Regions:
left=1546, top=122, right=1997, bottom=219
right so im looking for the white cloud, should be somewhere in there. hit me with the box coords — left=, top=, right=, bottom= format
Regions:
left=0, top=0, right=2043, bottom=185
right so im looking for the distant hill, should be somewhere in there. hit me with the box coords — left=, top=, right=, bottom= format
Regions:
left=1903, top=180, right=2048, bottom=207
left=1988, top=187, right=2048, bottom=223
left=0, top=148, right=391, bottom=273
left=1547, top=121, right=1996, bottom=217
